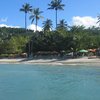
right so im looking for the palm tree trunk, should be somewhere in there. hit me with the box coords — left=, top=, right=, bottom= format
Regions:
left=56, top=9, right=57, bottom=29
left=36, top=18, right=37, bottom=32
left=25, top=12, right=27, bottom=31
left=28, top=41, right=30, bottom=57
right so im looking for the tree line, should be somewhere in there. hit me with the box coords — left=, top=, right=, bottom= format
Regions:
left=0, top=25, right=100, bottom=57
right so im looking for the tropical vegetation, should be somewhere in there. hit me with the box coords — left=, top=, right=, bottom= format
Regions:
left=0, top=0, right=100, bottom=58
left=29, top=8, right=43, bottom=32
left=20, top=3, right=32, bottom=30
left=48, top=0, right=65, bottom=28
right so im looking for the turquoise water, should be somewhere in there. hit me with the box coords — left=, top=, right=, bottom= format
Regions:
left=0, top=64, right=100, bottom=100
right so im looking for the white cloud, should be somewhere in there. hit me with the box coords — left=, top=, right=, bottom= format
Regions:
left=0, top=18, right=8, bottom=22
left=28, top=24, right=42, bottom=31
left=72, top=16, right=99, bottom=28
left=0, top=24, right=20, bottom=28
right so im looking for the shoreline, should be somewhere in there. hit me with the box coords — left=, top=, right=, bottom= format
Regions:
left=0, top=57, right=100, bottom=65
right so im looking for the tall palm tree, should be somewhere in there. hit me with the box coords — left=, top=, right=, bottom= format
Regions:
left=20, top=3, right=32, bottom=30
left=29, top=8, right=43, bottom=32
left=48, top=0, right=65, bottom=28
left=42, top=19, right=53, bottom=32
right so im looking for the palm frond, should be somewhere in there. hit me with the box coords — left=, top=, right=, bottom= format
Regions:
left=31, top=19, right=34, bottom=24
left=97, top=15, right=100, bottom=24
left=20, top=3, right=32, bottom=13
left=20, top=8, right=25, bottom=12
left=48, top=0, right=65, bottom=10
left=29, top=15, right=35, bottom=20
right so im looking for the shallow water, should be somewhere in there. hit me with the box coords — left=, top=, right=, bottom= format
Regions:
left=0, top=64, right=100, bottom=100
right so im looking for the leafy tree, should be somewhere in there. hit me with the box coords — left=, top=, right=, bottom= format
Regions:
left=29, top=8, right=43, bottom=32
left=48, top=0, right=65, bottom=28
left=8, top=36, right=29, bottom=54
left=20, top=3, right=32, bottom=30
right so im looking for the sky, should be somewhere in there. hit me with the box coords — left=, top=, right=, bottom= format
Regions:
left=0, top=0, right=100, bottom=31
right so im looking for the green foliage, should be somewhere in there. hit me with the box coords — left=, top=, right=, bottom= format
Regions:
left=0, top=25, right=100, bottom=56
left=8, top=36, right=29, bottom=54
left=0, top=27, right=33, bottom=55
left=29, top=25, right=100, bottom=54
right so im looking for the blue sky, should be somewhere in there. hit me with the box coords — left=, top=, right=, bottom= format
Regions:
left=0, top=0, right=100, bottom=30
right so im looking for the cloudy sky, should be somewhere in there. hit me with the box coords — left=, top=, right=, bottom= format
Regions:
left=0, top=0, right=100, bottom=30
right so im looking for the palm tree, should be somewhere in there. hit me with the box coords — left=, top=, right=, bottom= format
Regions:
left=20, top=3, right=32, bottom=30
left=48, top=0, right=65, bottom=28
left=42, top=19, right=53, bottom=32
left=29, top=8, right=43, bottom=32
left=57, top=19, right=68, bottom=30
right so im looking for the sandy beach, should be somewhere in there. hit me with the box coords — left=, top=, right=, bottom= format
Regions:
left=0, top=57, right=99, bottom=65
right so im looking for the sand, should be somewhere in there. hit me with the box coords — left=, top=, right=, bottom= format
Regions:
left=0, top=57, right=99, bottom=65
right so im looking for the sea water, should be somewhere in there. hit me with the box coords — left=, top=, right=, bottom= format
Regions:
left=0, top=64, right=100, bottom=100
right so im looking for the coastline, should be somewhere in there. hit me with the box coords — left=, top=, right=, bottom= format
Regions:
left=0, top=57, right=100, bottom=65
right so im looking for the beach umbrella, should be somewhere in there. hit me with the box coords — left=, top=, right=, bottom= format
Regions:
left=79, top=49, right=88, bottom=53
